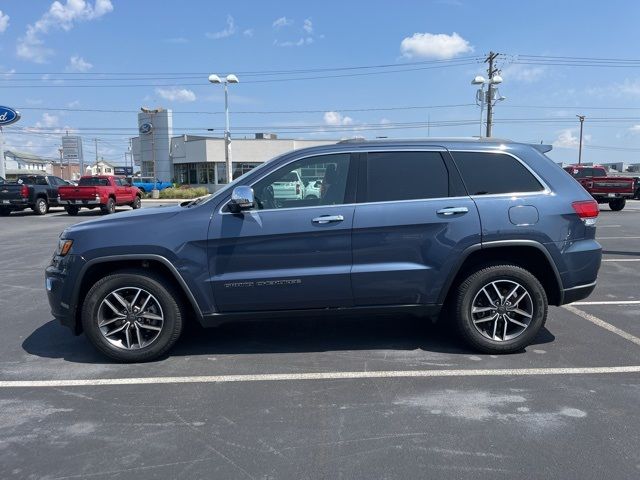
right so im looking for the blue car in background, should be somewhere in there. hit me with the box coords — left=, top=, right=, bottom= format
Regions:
left=131, top=177, right=173, bottom=193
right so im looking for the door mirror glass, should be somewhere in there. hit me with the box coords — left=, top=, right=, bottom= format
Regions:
left=229, top=186, right=255, bottom=213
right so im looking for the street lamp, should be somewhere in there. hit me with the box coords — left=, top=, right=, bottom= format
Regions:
left=208, top=74, right=239, bottom=184
left=472, top=74, right=505, bottom=137
left=140, top=107, right=161, bottom=198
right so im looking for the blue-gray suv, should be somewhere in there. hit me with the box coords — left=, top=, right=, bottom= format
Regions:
left=45, top=139, right=602, bottom=362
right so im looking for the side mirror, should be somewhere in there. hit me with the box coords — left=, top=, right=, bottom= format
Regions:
left=229, top=186, right=255, bottom=213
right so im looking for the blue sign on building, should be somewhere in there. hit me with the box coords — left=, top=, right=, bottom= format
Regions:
left=0, top=106, right=20, bottom=126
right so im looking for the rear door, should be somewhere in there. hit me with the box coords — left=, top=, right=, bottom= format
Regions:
left=208, top=152, right=357, bottom=312
left=114, top=178, right=130, bottom=204
left=351, top=149, right=481, bottom=306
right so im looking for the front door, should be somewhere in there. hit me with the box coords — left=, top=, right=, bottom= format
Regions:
left=208, top=153, right=357, bottom=312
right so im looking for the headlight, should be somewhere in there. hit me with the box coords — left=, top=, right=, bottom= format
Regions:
left=57, top=239, right=74, bottom=257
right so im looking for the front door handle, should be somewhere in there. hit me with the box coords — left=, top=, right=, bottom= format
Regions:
left=436, top=206, right=469, bottom=216
left=312, top=215, right=344, bottom=224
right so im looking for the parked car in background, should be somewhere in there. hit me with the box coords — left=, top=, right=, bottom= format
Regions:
left=304, top=179, right=322, bottom=199
left=57, top=175, right=141, bottom=215
left=0, top=174, right=69, bottom=216
left=563, top=164, right=635, bottom=211
left=270, top=170, right=305, bottom=203
left=46, top=139, right=601, bottom=362
left=131, top=177, right=173, bottom=193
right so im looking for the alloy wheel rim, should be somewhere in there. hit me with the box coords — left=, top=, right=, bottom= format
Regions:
left=97, top=287, right=164, bottom=350
left=470, top=279, right=534, bottom=341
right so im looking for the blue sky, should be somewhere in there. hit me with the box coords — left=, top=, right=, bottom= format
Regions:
left=2, top=0, right=640, bottom=165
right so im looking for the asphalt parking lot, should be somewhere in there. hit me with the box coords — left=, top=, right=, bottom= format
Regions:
left=1, top=202, right=639, bottom=479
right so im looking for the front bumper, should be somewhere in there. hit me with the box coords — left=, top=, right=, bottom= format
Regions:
left=45, top=254, right=85, bottom=334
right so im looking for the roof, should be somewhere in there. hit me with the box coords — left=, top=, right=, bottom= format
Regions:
left=3, top=150, right=53, bottom=164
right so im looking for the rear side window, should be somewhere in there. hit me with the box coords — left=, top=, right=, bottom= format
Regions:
left=453, top=152, right=543, bottom=195
left=364, top=151, right=449, bottom=202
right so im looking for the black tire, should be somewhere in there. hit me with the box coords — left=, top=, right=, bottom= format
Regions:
left=65, top=205, right=79, bottom=216
left=131, top=195, right=142, bottom=209
left=609, top=198, right=626, bottom=211
left=305, top=194, right=318, bottom=200
left=81, top=269, right=184, bottom=362
left=33, top=197, right=49, bottom=215
left=0, top=207, right=11, bottom=216
left=454, top=264, right=548, bottom=354
left=101, top=197, right=116, bottom=214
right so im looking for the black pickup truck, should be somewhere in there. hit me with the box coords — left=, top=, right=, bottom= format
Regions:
left=0, top=174, right=70, bottom=216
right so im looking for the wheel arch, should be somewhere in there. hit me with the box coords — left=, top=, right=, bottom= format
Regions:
left=439, top=240, right=563, bottom=307
left=72, top=254, right=203, bottom=333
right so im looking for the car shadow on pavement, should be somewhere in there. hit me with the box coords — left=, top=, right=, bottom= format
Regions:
left=22, top=314, right=555, bottom=364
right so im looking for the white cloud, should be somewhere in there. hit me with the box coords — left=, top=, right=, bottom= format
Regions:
left=243, top=29, right=254, bottom=37
left=272, top=16, right=293, bottom=29
left=380, top=118, right=391, bottom=125
left=0, top=10, right=9, bottom=33
left=400, top=31, right=473, bottom=59
left=17, top=0, right=114, bottom=63
left=155, top=87, right=196, bottom=103
left=500, top=63, right=546, bottom=83
left=165, top=37, right=188, bottom=44
left=206, top=14, right=236, bottom=39
left=275, top=36, right=313, bottom=47
left=303, top=19, right=313, bottom=34
left=553, top=128, right=591, bottom=149
left=67, top=99, right=80, bottom=108
left=35, top=112, right=60, bottom=128
left=323, top=111, right=353, bottom=126
left=629, top=125, right=640, bottom=135
left=67, top=55, right=92, bottom=72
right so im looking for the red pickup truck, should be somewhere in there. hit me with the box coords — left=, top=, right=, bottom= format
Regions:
left=58, top=175, right=142, bottom=215
left=563, top=165, right=635, bottom=211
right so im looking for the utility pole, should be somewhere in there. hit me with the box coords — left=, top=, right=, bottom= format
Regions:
left=577, top=115, right=585, bottom=165
left=94, top=138, right=98, bottom=166
left=485, top=52, right=500, bottom=138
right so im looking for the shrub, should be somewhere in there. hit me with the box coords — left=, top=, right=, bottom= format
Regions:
left=159, top=187, right=209, bottom=199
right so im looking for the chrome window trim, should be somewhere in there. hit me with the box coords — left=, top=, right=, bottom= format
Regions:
left=218, top=147, right=450, bottom=215
left=448, top=149, right=552, bottom=198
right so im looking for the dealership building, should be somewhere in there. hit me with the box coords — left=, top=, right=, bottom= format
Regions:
left=130, top=108, right=337, bottom=191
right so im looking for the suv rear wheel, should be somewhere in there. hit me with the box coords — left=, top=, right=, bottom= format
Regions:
left=454, top=264, right=547, bottom=354
left=81, top=270, right=184, bottom=362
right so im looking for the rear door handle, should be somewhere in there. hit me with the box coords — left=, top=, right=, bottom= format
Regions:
left=312, top=215, right=344, bottom=224
left=436, top=206, right=469, bottom=216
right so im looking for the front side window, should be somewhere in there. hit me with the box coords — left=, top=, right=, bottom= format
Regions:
left=251, top=153, right=351, bottom=210
left=364, top=151, right=449, bottom=203
left=453, top=152, right=544, bottom=195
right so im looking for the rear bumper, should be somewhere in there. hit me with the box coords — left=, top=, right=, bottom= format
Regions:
left=58, top=197, right=102, bottom=206
left=592, top=193, right=634, bottom=200
left=0, top=198, right=29, bottom=208
left=562, top=281, right=597, bottom=305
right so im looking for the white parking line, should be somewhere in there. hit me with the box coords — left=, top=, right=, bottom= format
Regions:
left=564, top=305, right=640, bottom=347
left=1, top=366, right=639, bottom=388
left=597, top=236, right=640, bottom=240
left=572, top=300, right=640, bottom=305
left=602, top=259, right=640, bottom=262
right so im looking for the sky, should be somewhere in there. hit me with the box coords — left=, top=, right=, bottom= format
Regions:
left=2, top=0, right=640, bottom=166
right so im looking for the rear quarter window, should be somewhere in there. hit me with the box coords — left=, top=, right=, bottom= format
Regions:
left=452, top=152, right=544, bottom=195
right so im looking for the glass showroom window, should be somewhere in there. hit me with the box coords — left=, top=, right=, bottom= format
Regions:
left=189, top=163, right=198, bottom=184
left=232, top=162, right=261, bottom=180
left=207, top=164, right=216, bottom=184
left=216, top=163, right=227, bottom=184
left=198, top=163, right=208, bottom=184
left=174, top=164, right=188, bottom=184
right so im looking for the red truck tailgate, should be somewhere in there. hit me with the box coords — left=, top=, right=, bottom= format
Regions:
left=58, top=185, right=99, bottom=200
left=588, top=177, right=634, bottom=195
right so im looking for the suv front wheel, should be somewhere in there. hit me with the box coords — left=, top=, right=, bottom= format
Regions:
left=454, top=265, right=548, bottom=354
left=81, top=270, right=184, bottom=362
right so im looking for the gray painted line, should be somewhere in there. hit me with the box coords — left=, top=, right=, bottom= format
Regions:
left=1, top=366, right=640, bottom=388
left=564, top=305, right=640, bottom=347
left=601, top=259, right=640, bottom=262
left=571, top=300, right=640, bottom=304
left=597, top=236, right=640, bottom=240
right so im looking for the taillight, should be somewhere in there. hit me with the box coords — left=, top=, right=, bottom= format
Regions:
left=572, top=200, right=599, bottom=225
left=20, top=185, right=29, bottom=198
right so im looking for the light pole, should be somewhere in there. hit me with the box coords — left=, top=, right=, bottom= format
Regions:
left=577, top=115, right=586, bottom=165
left=471, top=74, right=505, bottom=137
left=140, top=107, right=161, bottom=197
left=208, top=74, right=239, bottom=184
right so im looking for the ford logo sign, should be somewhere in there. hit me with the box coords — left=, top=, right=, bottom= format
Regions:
left=0, top=106, right=20, bottom=126
left=139, top=123, right=153, bottom=135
